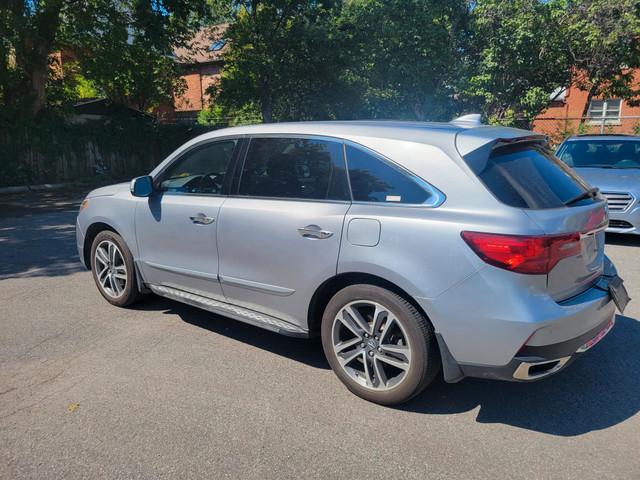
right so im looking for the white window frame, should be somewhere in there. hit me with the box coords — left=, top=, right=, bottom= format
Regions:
left=587, top=99, right=622, bottom=125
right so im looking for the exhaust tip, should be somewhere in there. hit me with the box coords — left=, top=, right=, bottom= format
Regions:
left=513, top=356, right=571, bottom=380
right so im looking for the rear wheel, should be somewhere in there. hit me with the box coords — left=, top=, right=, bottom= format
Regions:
left=321, top=284, right=440, bottom=405
left=90, top=231, right=143, bottom=307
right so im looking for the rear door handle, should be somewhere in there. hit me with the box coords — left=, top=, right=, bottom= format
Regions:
left=190, top=213, right=215, bottom=225
left=298, top=225, right=333, bottom=239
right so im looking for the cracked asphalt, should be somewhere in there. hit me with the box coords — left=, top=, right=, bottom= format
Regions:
left=0, top=187, right=639, bottom=479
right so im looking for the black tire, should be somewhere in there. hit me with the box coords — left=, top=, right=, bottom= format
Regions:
left=90, top=230, right=143, bottom=307
left=321, top=284, right=440, bottom=405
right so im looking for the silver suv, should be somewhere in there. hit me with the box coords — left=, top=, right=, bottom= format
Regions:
left=76, top=121, right=629, bottom=405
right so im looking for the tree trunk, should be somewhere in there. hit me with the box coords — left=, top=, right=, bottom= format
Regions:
left=13, top=0, right=65, bottom=118
left=261, top=102, right=272, bottom=123
left=29, top=67, right=48, bottom=116
left=580, top=81, right=600, bottom=124
left=411, top=99, right=425, bottom=122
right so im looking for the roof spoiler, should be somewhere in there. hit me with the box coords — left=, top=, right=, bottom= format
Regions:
left=450, top=114, right=482, bottom=127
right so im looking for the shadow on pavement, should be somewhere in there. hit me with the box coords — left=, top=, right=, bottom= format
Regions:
left=0, top=210, right=86, bottom=280
left=132, top=296, right=330, bottom=370
left=135, top=295, right=639, bottom=436
left=404, top=314, right=640, bottom=436
left=606, top=232, right=640, bottom=247
left=0, top=186, right=90, bottom=218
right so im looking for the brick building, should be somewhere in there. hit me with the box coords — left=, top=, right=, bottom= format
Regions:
left=161, top=24, right=228, bottom=122
left=534, top=69, right=640, bottom=144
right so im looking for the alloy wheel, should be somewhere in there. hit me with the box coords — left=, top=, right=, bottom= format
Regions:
left=331, top=300, right=412, bottom=391
left=94, top=240, right=128, bottom=298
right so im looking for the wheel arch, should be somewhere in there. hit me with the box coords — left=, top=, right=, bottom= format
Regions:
left=83, top=222, right=118, bottom=270
left=307, top=272, right=435, bottom=337
left=85, top=222, right=150, bottom=295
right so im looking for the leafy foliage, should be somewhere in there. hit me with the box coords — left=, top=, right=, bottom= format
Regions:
left=562, top=0, right=640, bottom=116
left=211, top=0, right=348, bottom=123
left=338, top=0, right=470, bottom=121
left=197, top=102, right=261, bottom=127
left=462, top=0, right=571, bottom=127
left=0, top=0, right=209, bottom=121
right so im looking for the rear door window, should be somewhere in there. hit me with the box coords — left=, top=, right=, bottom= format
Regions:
left=238, top=137, right=350, bottom=201
left=345, top=145, right=431, bottom=204
left=464, top=143, right=594, bottom=209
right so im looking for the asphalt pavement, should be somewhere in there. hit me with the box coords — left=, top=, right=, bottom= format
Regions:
left=1, top=187, right=639, bottom=479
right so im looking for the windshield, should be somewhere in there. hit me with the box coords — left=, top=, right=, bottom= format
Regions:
left=556, top=139, right=640, bottom=169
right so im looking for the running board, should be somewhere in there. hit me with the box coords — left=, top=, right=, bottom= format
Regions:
left=148, top=284, right=310, bottom=338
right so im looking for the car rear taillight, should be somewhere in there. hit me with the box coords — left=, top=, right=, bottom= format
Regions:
left=461, top=231, right=581, bottom=275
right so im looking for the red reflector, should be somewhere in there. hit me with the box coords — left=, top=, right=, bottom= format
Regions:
left=461, top=231, right=581, bottom=275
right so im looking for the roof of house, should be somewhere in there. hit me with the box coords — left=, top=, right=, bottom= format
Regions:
left=73, top=98, right=156, bottom=122
left=172, top=24, right=229, bottom=65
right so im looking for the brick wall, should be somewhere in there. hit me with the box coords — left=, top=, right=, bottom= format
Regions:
left=167, top=63, right=223, bottom=121
left=534, top=70, right=640, bottom=142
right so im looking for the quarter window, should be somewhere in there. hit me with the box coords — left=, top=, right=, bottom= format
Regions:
left=345, top=145, right=431, bottom=204
left=160, top=140, right=237, bottom=194
left=238, top=137, right=350, bottom=201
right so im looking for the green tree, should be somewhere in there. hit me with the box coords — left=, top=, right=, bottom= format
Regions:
left=211, top=0, right=349, bottom=123
left=1, top=0, right=67, bottom=118
left=0, top=0, right=208, bottom=121
left=463, top=0, right=571, bottom=127
left=338, top=0, right=470, bottom=121
left=563, top=0, right=640, bottom=120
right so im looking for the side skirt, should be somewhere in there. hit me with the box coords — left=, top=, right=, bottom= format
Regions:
left=148, top=284, right=310, bottom=338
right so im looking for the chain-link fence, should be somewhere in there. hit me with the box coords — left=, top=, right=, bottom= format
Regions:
left=531, top=115, right=640, bottom=148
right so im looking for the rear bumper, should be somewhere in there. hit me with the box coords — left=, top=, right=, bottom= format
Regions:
left=418, top=257, right=620, bottom=382
left=457, top=315, right=615, bottom=382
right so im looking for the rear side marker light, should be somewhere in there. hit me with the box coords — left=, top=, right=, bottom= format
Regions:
left=461, top=231, right=581, bottom=275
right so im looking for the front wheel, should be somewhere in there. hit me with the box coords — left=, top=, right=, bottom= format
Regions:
left=321, top=284, right=440, bottom=405
left=90, top=230, right=143, bottom=307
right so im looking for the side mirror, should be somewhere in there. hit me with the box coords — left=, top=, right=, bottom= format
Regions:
left=130, top=175, right=153, bottom=197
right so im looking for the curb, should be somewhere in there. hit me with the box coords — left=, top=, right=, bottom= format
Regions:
left=0, top=183, right=69, bottom=194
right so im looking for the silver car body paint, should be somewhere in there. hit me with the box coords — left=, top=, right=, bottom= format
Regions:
left=556, top=135, right=640, bottom=235
left=77, top=121, right=621, bottom=382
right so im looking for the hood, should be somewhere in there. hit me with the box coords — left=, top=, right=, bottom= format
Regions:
left=86, top=182, right=128, bottom=198
left=573, top=167, right=640, bottom=193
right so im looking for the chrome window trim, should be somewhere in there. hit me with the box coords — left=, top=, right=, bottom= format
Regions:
left=230, top=196, right=351, bottom=205
left=243, top=133, right=345, bottom=142
left=161, top=192, right=229, bottom=198
left=343, top=140, right=446, bottom=208
left=231, top=134, right=446, bottom=207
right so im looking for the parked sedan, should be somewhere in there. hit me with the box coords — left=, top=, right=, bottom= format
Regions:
left=556, top=134, right=640, bottom=235
left=76, top=121, right=629, bottom=405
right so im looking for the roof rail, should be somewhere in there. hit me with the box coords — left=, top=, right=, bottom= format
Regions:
left=450, top=114, right=482, bottom=127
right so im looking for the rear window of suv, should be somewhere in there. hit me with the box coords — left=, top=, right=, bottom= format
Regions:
left=464, top=142, right=594, bottom=209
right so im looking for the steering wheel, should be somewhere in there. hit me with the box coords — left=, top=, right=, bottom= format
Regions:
left=199, top=173, right=221, bottom=194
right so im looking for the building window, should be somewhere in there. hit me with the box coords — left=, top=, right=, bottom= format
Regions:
left=588, top=99, right=622, bottom=125
left=209, top=39, right=227, bottom=51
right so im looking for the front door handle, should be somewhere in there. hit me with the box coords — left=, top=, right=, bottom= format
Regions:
left=298, top=225, right=333, bottom=239
left=190, top=213, right=215, bottom=225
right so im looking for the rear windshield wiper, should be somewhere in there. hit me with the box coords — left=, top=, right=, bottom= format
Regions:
left=564, top=186, right=599, bottom=206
